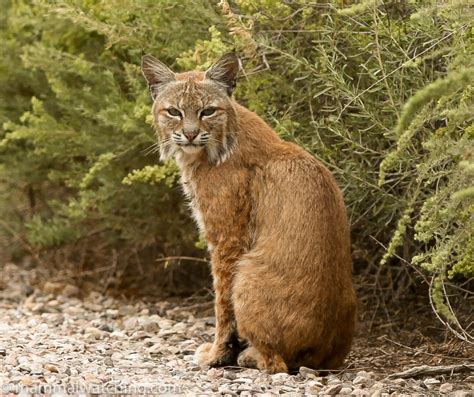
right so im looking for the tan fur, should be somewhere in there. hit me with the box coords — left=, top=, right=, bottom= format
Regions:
left=141, top=53, right=357, bottom=373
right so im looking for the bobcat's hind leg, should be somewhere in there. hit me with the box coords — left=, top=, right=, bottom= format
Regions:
left=232, top=261, right=289, bottom=373
left=237, top=346, right=259, bottom=368
left=237, top=344, right=288, bottom=374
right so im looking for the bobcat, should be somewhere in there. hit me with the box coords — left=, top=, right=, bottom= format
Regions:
left=141, top=53, right=357, bottom=373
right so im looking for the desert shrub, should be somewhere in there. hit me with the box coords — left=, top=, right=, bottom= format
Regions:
left=0, top=0, right=472, bottom=332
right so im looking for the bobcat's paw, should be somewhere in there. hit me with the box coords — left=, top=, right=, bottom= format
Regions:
left=194, top=342, right=213, bottom=365
left=237, top=346, right=288, bottom=373
left=237, top=346, right=259, bottom=368
left=194, top=342, right=236, bottom=367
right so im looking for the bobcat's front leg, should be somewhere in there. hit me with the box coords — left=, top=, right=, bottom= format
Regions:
left=195, top=247, right=241, bottom=366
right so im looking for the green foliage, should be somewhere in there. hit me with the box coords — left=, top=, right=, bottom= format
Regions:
left=0, top=0, right=222, bottom=274
left=122, top=163, right=179, bottom=187
left=337, top=0, right=380, bottom=16
left=0, top=0, right=472, bottom=322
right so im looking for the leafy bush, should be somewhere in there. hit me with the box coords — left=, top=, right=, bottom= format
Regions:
left=0, top=0, right=222, bottom=291
left=0, top=0, right=472, bottom=330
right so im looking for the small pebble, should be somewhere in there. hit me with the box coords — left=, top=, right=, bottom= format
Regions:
left=324, top=383, right=343, bottom=395
left=439, top=383, right=454, bottom=393
left=223, top=370, right=237, bottom=380
left=299, top=366, right=318, bottom=380
left=44, top=363, right=59, bottom=373
left=424, top=378, right=441, bottom=386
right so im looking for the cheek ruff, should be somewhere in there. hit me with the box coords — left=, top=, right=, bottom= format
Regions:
left=206, top=132, right=237, bottom=165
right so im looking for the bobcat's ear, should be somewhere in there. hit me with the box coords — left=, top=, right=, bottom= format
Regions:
left=205, top=52, right=240, bottom=96
left=141, top=55, right=175, bottom=100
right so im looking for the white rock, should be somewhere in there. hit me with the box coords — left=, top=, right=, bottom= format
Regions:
left=424, top=378, right=441, bottom=386
left=85, top=326, right=105, bottom=339
left=106, top=309, right=119, bottom=318
left=327, top=375, right=342, bottom=385
left=307, top=380, right=324, bottom=388
left=171, top=322, right=187, bottom=333
left=122, top=317, right=140, bottom=331
left=143, top=315, right=161, bottom=332
left=158, top=319, right=174, bottom=330
left=356, top=370, right=376, bottom=379
left=324, top=383, right=343, bottom=395
left=451, top=392, right=470, bottom=397
left=391, top=378, right=406, bottom=386
left=83, top=373, right=102, bottom=384
left=439, top=383, right=454, bottom=393
left=223, top=370, right=237, bottom=380
left=110, top=331, right=126, bottom=339
left=218, top=384, right=236, bottom=395
left=234, top=377, right=253, bottom=384
left=254, top=376, right=271, bottom=385
left=340, top=387, right=353, bottom=394
left=4, top=352, right=18, bottom=366
left=299, top=366, right=318, bottom=379
left=353, top=375, right=366, bottom=385
left=62, top=284, right=80, bottom=297
left=271, top=372, right=289, bottom=384
left=118, top=305, right=137, bottom=316
left=43, top=363, right=59, bottom=373
left=206, top=368, right=222, bottom=379
left=37, top=323, right=49, bottom=332
left=352, top=389, right=371, bottom=396
left=238, top=383, right=252, bottom=391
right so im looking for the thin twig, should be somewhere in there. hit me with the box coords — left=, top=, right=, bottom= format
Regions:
left=167, top=301, right=214, bottom=312
left=381, top=336, right=469, bottom=361
left=386, top=363, right=474, bottom=379
left=428, top=277, right=473, bottom=344
left=368, top=235, right=429, bottom=285
left=155, top=256, right=210, bottom=264
left=50, top=264, right=116, bottom=281
left=373, top=7, right=399, bottom=117
left=336, top=24, right=468, bottom=121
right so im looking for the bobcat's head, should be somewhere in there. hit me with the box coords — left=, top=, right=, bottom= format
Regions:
left=141, top=53, right=240, bottom=164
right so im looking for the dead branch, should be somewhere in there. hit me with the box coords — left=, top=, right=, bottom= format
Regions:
left=387, top=363, right=474, bottom=379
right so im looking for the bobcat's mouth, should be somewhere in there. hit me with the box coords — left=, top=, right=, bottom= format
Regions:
left=180, top=144, right=205, bottom=154
left=181, top=143, right=203, bottom=147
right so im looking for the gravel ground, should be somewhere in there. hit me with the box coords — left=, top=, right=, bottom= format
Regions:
left=0, top=262, right=473, bottom=395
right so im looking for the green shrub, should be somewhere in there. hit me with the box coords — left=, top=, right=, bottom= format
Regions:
left=0, top=0, right=223, bottom=287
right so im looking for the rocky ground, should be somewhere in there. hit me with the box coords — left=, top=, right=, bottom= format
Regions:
left=0, top=262, right=473, bottom=395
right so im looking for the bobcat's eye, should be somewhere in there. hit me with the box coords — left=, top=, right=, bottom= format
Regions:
left=200, top=107, right=217, bottom=118
left=167, top=107, right=182, bottom=118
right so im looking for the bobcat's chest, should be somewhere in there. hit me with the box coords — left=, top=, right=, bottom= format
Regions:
left=178, top=158, right=248, bottom=250
left=179, top=173, right=206, bottom=235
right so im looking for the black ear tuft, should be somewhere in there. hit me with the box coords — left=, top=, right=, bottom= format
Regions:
left=205, top=52, right=240, bottom=96
left=141, top=55, right=175, bottom=100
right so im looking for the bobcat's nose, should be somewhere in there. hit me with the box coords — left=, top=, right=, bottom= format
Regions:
left=183, top=130, right=199, bottom=142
